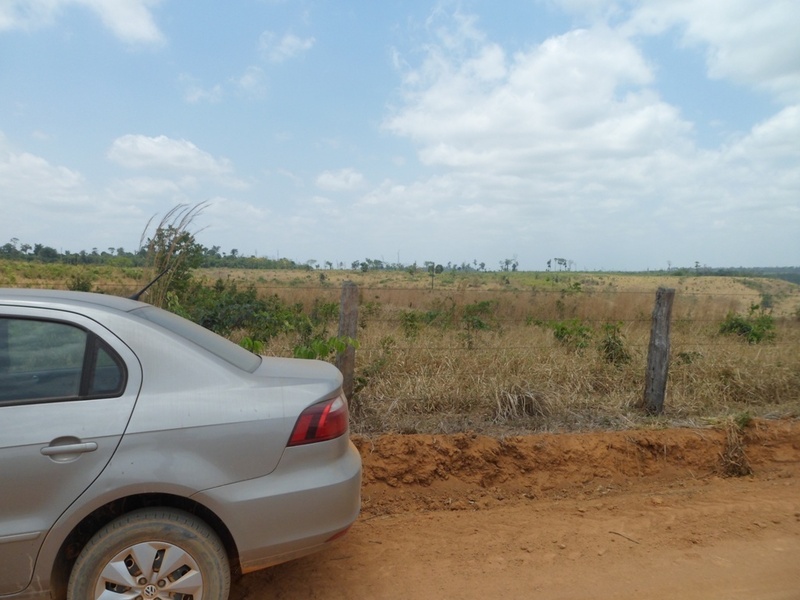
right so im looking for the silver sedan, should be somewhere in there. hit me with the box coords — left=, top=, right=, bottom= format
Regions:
left=0, top=288, right=361, bottom=599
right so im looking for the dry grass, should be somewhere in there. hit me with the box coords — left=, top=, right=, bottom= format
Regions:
left=3, top=265, right=799, bottom=435
left=256, top=282, right=800, bottom=435
left=718, top=416, right=754, bottom=477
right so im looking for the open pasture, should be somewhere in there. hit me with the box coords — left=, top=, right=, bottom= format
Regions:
left=3, top=262, right=799, bottom=434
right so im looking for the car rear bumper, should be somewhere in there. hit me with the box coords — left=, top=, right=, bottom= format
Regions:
left=193, top=436, right=362, bottom=573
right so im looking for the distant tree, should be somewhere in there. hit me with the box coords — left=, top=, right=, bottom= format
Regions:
left=500, top=257, right=519, bottom=272
left=36, top=246, right=59, bottom=262
left=427, top=262, right=444, bottom=289
left=553, top=257, right=569, bottom=271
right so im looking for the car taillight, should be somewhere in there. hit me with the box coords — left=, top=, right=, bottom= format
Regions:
left=288, top=396, right=348, bottom=446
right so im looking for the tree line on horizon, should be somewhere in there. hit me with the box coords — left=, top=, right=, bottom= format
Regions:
left=0, top=236, right=524, bottom=274
left=1, top=236, right=798, bottom=282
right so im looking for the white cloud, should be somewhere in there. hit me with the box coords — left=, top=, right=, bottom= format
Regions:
left=0, top=137, right=148, bottom=250
left=304, top=195, right=342, bottom=219
left=259, top=31, right=315, bottom=63
left=573, top=0, right=800, bottom=104
left=275, top=168, right=305, bottom=187
left=107, top=176, right=182, bottom=198
left=179, top=74, right=224, bottom=104
left=231, top=66, right=266, bottom=97
left=77, top=0, right=164, bottom=45
left=179, top=66, right=266, bottom=104
left=0, top=142, right=85, bottom=207
left=0, top=0, right=165, bottom=45
left=372, top=6, right=800, bottom=268
left=385, top=24, right=690, bottom=174
left=107, top=135, right=251, bottom=192
left=724, top=105, right=800, bottom=162
left=316, top=168, right=366, bottom=191
left=108, top=134, right=233, bottom=174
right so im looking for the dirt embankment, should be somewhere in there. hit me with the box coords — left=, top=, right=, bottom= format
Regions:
left=354, top=419, right=799, bottom=515
left=234, top=419, right=800, bottom=600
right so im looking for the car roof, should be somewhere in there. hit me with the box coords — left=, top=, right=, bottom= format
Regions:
left=0, top=288, right=148, bottom=313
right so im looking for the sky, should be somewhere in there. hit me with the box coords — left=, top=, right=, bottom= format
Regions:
left=1, top=0, right=799, bottom=271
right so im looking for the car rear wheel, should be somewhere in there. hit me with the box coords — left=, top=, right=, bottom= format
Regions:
left=67, top=508, right=230, bottom=600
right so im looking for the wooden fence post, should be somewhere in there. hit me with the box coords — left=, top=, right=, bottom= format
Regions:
left=336, top=281, right=358, bottom=399
left=643, top=287, right=675, bottom=415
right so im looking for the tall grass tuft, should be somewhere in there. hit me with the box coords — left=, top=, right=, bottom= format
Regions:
left=136, top=202, right=207, bottom=307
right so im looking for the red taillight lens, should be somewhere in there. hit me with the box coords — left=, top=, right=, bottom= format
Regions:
left=288, top=396, right=348, bottom=446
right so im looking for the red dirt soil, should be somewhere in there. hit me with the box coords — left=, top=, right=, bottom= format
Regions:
left=233, top=419, right=800, bottom=599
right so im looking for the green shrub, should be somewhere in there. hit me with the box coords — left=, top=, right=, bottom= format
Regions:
left=293, top=335, right=358, bottom=360
left=399, top=310, right=422, bottom=339
left=551, top=318, right=593, bottom=349
left=67, top=272, right=94, bottom=292
left=310, top=299, right=339, bottom=325
left=719, top=304, right=775, bottom=344
left=462, top=299, right=498, bottom=331
left=598, top=322, right=631, bottom=365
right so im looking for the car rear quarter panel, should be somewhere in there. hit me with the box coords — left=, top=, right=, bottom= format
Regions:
left=105, top=317, right=345, bottom=484
left=194, top=431, right=362, bottom=573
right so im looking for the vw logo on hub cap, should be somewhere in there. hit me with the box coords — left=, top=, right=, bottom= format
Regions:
left=143, top=584, right=158, bottom=598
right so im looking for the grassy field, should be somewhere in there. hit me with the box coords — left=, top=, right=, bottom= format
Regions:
left=2, top=262, right=799, bottom=434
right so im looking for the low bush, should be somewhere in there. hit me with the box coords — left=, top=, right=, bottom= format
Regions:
left=719, top=304, right=775, bottom=344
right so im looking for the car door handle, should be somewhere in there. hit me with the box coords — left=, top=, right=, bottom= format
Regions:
left=41, top=442, right=98, bottom=456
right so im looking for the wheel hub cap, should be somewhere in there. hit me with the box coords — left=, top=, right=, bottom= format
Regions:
left=94, top=541, right=203, bottom=599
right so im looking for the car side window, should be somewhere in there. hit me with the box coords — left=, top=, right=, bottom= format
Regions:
left=0, top=317, right=126, bottom=405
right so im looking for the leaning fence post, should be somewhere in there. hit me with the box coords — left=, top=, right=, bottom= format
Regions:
left=336, top=281, right=358, bottom=399
left=642, top=287, right=675, bottom=415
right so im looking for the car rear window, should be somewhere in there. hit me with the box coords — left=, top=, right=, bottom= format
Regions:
left=0, top=317, right=126, bottom=404
left=132, top=306, right=262, bottom=373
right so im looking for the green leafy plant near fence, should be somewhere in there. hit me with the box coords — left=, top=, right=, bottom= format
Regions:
left=462, top=300, right=499, bottom=332
left=598, top=321, right=631, bottom=365
left=166, top=278, right=314, bottom=354
left=719, top=303, right=775, bottom=344
left=293, top=335, right=359, bottom=360
left=551, top=318, right=593, bottom=349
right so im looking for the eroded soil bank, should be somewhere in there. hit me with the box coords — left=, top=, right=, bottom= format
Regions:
left=354, top=418, right=800, bottom=514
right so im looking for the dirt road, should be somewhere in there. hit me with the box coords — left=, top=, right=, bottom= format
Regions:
left=233, top=420, right=800, bottom=599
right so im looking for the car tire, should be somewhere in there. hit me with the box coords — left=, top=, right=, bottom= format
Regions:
left=67, top=507, right=230, bottom=600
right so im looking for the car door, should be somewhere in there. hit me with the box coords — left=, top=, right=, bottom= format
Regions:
left=0, top=307, right=141, bottom=595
